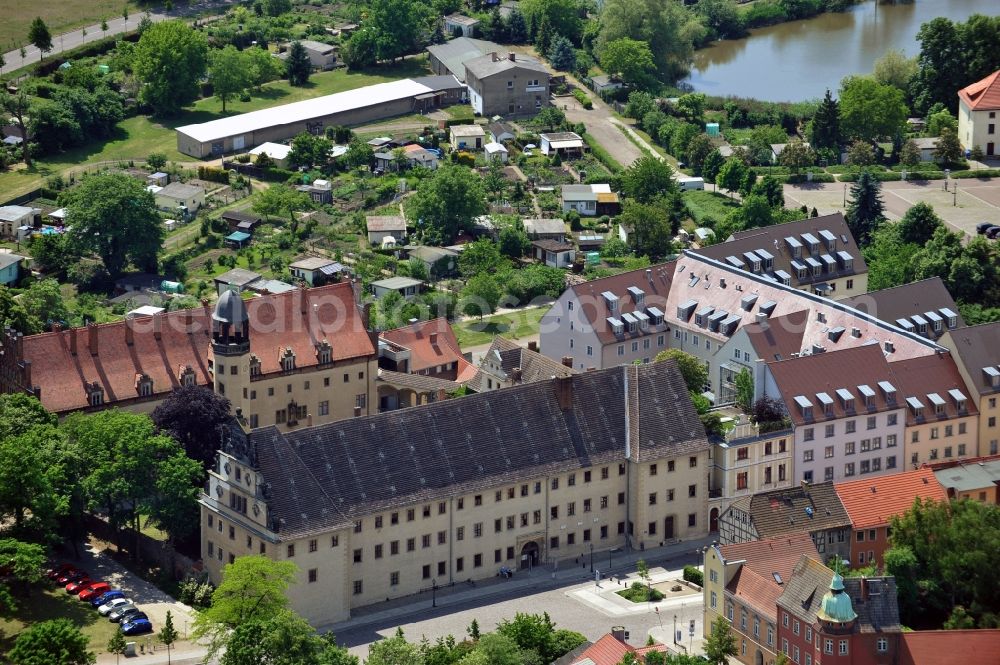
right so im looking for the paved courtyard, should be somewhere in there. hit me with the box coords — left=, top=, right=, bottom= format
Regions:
left=327, top=539, right=712, bottom=659
left=784, top=178, right=1000, bottom=236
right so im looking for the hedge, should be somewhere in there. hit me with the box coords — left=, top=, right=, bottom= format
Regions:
left=777, top=172, right=835, bottom=184
left=950, top=169, right=1000, bottom=179
left=683, top=565, right=704, bottom=586
left=839, top=171, right=945, bottom=182
left=582, top=133, right=622, bottom=173
left=572, top=89, right=593, bottom=110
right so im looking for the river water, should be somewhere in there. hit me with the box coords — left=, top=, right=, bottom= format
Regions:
left=687, top=0, right=1000, bottom=102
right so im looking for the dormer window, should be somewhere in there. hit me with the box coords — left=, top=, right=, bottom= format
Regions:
left=907, top=397, right=924, bottom=418
left=136, top=373, right=154, bottom=397
left=279, top=348, right=296, bottom=372
left=87, top=382, right=104, bottom=407
left=928, top=393, right=946, bottom=416
left=178, top=365, right=197, bottom=387
left=249, top=355, right=262, bottom=377
left=602, top=291, right=619, bottom=312
left=316, top=340, right=332, bottom=364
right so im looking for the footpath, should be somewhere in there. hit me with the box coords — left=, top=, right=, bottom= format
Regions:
left=320, top=535, right=715, bottom=635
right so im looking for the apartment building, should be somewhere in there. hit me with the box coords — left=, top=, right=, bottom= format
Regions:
left=0, top=284, right=378, bottom=427
left=541, top=252, right=943, bottom=403
left=940, top=322, right=1000, bottom=458
left=690, top=214, right=868, bottom=300
left=764, top=345, right=906, bottom=485
left=891, top=353, right=978, bottom=468
left=833, top=468, right=947, bottom=569
left=841, top=278, right=964, bottom=343
left=709, top=424, right=795, bottom=531
left=702, top=533, right=819, bottom=665
left=200, top=361, right=711, bottom=626
left=718, top=482, right=852, bottom=563
left=464, top=51, right=550, bottom=118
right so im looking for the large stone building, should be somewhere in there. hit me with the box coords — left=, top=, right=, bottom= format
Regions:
left=957, top=69, right=1000, bottom=158
left=199, top=360, right=712, bottom=626
left=0, top=284, right=378, bottom=428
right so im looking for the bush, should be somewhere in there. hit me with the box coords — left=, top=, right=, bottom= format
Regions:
left=178, top=577, right=214, bottom=608
left=617, top=581, right=665, bottom=603
left=197, top=166, right=231, bottom=184
left=783, top=172, right=835, bottom=184
left=950, top=169, right=1000, bottom=179
left=453, top=151, right=476, bottom=167
left=683, top=565, right=704, bottom=586
left=572, top=88, right=593, bottom=110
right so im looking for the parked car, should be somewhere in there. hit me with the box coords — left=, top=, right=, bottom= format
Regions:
left=118, top=609, right=148, bottom=624
left=65, top=576, right=94, bottom=593
left=986, top=226, right=1000, bottom=239
left=976, top=222, right=995, bottom=234
left=57, top=569, right=87, bottom=585
left=121, top=618, right=154, bottom=636
left=93, top=590, right=125, bottom=608
left=48, top=563, right=76, bottom=580
left=108, top=604, right=137, bottom=622
left=98, top=597, right=131, bottom=616
left=78, top=582, right=112, bottom=602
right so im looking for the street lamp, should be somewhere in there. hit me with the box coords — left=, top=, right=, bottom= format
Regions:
left=673, top=614, right=678, bottom=644
left=589, top=544, right=594, bottom=572
left=432, top=579, right=437, bottom=608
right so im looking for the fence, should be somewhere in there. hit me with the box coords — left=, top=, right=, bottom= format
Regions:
left=85, top=514, right=197, bottom=580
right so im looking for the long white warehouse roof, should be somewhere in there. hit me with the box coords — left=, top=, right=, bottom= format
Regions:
left=176, top=76, right=461, bottom=144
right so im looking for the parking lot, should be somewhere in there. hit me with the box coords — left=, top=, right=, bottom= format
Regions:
left=783, top=178, right=1000, bottom=237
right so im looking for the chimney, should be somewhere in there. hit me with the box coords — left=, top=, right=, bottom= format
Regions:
left=719, top=278, right=727, bottom=289
left=429, top=332, right=438, bottom=346
left=52, top=323, right=63, bottom=333
left=125, top=319, right=134, bottom=346
left=87, top=323, right=99, bottom=356
left=611, top=626, right=627, bottom=644
left=528, top=340, right=538, bottom=352
left=353, top=406, right=362, bottom=417
left=437, top=388, right=447, bottom=402
left=512, top=367, right=523, bottom=384
left=508, top=52, right=515, bottom=61
left=555, top=375, right=573, bottom=410
left=300, top=290, right=308, bottom=315
left=153, top=314, right=162, bottom=341
left=307, top=414, right=313, bottom=427
left=561, top=355, right=573, bottom=368
left=69, top=328, right=77, bottom=355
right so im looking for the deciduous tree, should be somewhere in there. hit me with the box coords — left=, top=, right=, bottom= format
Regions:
left=933, top=127, right=962, bottom=163
left=28, top=17, right=53, bottom=61
left=704, top=616, right=738, bottom=665
left=620, top=155, right=676, bottom=205
left=897, top=201, right=942, bottom=245
left=210, top=45, right=251, bottom=112
left=0, top=88, right=33, bottom=166
left=654, top=349, right=708, bottom=393
left=133, top=21, right=209, bottom=115
left=461, top=273, right=502, bottom=319
left=618, top=201, right=674, bottom=261
left=8, top=619, right=94, bottom=665
left=406, top=165, right=487, bottom=243
left=839, top=76, right=908, bottom=143
left=716, top=157, right=749, bottom=198
left=598, top=38, right=657, bottom=90
left=872, top=48, right=917, bottom=92
left=62, top=174, right=164, bottom=275
left=160, top=611, right=179, bottom=664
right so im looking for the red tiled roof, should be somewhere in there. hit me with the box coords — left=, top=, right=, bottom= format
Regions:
left=900, top=629, right=1000, bottom=665
left=20, top=283, right=375, bottom=414
left=834, top=467, right=947, bottom=529
left=569, top=634, right=634, bottom=665
left=719, top=532, right=819, bottom=587
left=958, top=70, right=1000, bottom=111
left=379, top=317, right=466, bottom=373
left=728, top=566, right=784, bottom=620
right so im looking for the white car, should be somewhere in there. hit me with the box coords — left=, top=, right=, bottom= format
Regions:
left=108, top=603, right=138, bottom=622
left=98, top=597, right=131, bottom=616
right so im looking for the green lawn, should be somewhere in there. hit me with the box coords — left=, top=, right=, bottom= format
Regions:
left=0, top=58, right=432, bottom=201
left=0, top=0, right=159, bottom=48
left=0, top=586, right=120, bottom=654
left=682, top=189, right=740, bottom=226
left=616, top=582, right=665, bottom=603
left=454, top=305, right=550, bottom=348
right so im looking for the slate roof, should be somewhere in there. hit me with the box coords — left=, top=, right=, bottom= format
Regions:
left=944, top=322, right=1000, bottom=396
left=840, top=277, right=964, bottom=340
left=426, top=37, right=500, bottom=81
left=245, top=361, right=707, bottom=538
left=690, top=213, right=867, bottom=291
left=376, top=368, right=460, bottom=393
left=470, top=336, right=574, bottom=391
left=740, top=482, right=850, bottom=540
left=958, top=69, right=1000, bottom=111
left=899, top=629, right=1000, bottom=665
left=379, top=318, right=467, bottom=374
left=834, top=467, right=947, bottom=529
left=842, top=576, right=901, bottom=633
left=15, top=284, right=375, bottom=414
left=776, top=555, right=835, bottom=621
left=766, top=345, right=899, bottom=427
left=465, top=52, right=548, bottom=79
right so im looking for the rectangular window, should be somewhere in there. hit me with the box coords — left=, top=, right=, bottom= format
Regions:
left=353, top=580, right=363, bottom=595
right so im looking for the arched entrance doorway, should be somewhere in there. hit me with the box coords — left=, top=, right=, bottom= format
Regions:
left=520, top=541, right=540, bottom=570
left=755, top=649, right=763, bottom=665
left=710, top=507, right=719, bottom=533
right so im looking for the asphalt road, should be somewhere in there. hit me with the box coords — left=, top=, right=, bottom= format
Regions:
left=0, top=1, right=239, bottom=76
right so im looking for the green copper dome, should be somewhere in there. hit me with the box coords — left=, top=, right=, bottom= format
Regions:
left=816, top=572, right=857, bottom=623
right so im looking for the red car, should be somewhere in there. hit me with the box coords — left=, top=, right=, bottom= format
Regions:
left=78, top=582, right=111, bottom=602
left=48, top=563, right=77, bottom=580
left=57, top=569, right=87, bottom=585
left=66, top=577, right=94, bottom=594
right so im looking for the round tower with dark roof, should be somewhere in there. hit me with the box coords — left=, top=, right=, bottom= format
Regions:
left=211, top=290, right=251, bottom=415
